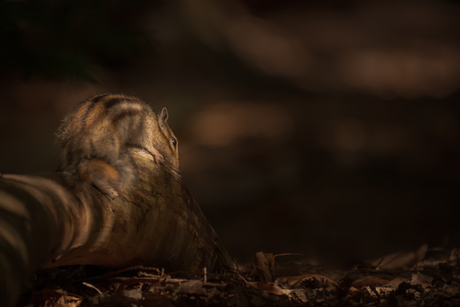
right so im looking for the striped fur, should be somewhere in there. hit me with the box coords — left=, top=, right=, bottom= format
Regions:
left=56, top=94, right=179, bottom=198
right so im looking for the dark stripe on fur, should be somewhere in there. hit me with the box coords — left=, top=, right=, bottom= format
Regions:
left=112, top=109, right=142, bottom=123
left=81, top=94, right=110, bottom=124
left=105, top=96, right=138, bottom=109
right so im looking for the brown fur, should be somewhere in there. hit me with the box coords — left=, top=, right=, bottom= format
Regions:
left=56, top=94, right=179, bottom=198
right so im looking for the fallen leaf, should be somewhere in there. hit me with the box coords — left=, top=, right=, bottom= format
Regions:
left=289, top=289, right=308, bottom=303
left=254, top=252, right=275, bottom=282
left=278, top=273, right=337, bottom=287
left=410, top=272, right=433, bottom=288
left=371, top=250, right=417, bottom=269
left=384, top=277, right=408, bottom=289
left=352, top=276, right=391, bottom=288
left=31, top=289, right=82, bottom=307
left=49, top=294, right=82, bottom=307
left=247, top=282, right=290, bottom=296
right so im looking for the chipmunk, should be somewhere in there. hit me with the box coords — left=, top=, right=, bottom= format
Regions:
left=56, top=93, right=179, bottom=199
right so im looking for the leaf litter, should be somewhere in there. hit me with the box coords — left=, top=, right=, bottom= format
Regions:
left=17, top=245, right=460, bottom=306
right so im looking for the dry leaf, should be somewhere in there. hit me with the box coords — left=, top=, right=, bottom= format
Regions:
left=277, top=273, right=337, bottom=287
left=352, top=276, right=391, bottom=288
left=48, top=295, right=82, bottom=307
left=31, top=289, right=82, bottom=307
left=290, top=288, right=308, bottom=303
left=247, top=282, right=289, bottom=296
left=254, top=252, right=275, bottom=282
left=383, top=277, right=408, bottom=289
left=409, top=272, right=433, bottom=288
left=372, top=250, right=417, bottom=269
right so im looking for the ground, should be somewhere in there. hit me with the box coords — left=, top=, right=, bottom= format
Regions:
left=18, top=246, right=460, bottom=306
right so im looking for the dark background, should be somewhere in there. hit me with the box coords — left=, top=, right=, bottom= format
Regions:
left=1, top=0, right=459, bottom=268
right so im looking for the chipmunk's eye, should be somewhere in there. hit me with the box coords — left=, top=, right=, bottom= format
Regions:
left=171, top=137, right=177, bottom=149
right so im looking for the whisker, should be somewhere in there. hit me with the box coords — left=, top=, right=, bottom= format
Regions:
left=179, top=149, right=194, bottom=158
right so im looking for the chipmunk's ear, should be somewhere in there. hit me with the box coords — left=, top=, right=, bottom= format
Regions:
left=159, top=107, right=169, bottom=127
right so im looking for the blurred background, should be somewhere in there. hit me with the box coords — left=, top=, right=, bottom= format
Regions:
left=1, top=0, right=460, bottom=268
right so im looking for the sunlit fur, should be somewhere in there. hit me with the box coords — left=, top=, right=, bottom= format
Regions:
left=56, top=93, right=179, bottom=198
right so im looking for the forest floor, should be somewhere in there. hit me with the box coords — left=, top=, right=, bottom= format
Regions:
left=18, top=245, right=460, bottom=307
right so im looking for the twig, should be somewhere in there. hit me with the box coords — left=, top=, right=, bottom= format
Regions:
left=82, top=265, right=162, bottom=281
left=274, top=253, right=303, bottom=258
left=203, top=267, right=207, bottom=284
left=82, top=282, right=102, bottom=295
